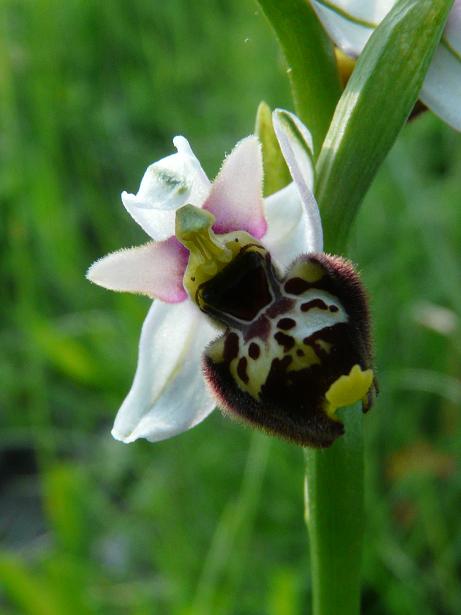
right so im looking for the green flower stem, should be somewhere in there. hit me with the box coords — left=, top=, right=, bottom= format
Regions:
left=256, top=0, right=341, bottom=156
left=305, top=407, right=364, bottom=615
left=304, top=3, right=453, bottom=613
left=257, top=3, right=453, bottom=614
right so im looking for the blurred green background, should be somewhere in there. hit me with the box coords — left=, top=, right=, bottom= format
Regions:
left=1, top=1, right=461, bottom=614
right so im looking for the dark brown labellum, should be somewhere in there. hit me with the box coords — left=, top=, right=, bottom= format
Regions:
left=201, top=246, right=376, bottom=447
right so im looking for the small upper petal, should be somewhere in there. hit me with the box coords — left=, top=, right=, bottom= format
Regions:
left=311, top=0, right=395, bottom=57
left=203, top=136, right=267, bottom=239
left=87, top=237, right=188, bottom=303
left=112, top=300, right=217, bottom=443
left=122, top=136, right=211, bottom=241
left=272, top=109, right=323, bottom=253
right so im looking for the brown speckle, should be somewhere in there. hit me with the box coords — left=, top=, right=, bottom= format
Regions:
left=249, top=342, right=260, bottom=360
left=284, top=277, right=310, bottom=295
left=301, top=299, right=328, bottom=312
left=274, top=332, right=295, bottom=351
left=224, top=332, right=239, bottom=362
left=277, top=317, right=296, bottom=330
left=237, top=357, right=249, bottom=384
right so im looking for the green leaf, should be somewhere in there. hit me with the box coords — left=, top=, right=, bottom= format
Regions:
left=256, top=0, right=341, bottom=156
left=0, top=555, right=62, bottom=615
left=255, top=101, right=291, bottom=196
left=315, top=0, right=454, bottom=253
left=31, top=321, right=101, bottom=386
left=267, top=568, right=300, bottom=615
left=43, top=464, right=92, bottom=557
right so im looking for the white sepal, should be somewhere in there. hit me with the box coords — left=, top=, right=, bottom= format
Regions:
left=112, top=301, right=217, bottom=443
left=311, top=1, right=396, bottom=56
left=86, top=238, right=188, bottom=303
left=420, top=1, right=461, bottom=131
left=121, top=136, right=211, bottom=241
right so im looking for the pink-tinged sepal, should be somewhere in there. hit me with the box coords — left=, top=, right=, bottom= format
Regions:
left=203, top=137, right=267, bottom=239
left=202, top=250, right=376, bottom=447
left=87, top=237, right=189, bottom=303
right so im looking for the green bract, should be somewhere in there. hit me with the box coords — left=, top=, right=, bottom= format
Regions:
left=312, top=0, right=461, bottom=132
left=315, top=0, right=454, bottom=252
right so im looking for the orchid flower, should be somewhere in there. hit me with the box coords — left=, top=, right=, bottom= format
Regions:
left=311, top=0, right=461, bottom=131
left=88, top=110, right=375, bottom=447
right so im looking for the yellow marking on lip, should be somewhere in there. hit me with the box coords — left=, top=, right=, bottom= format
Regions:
left=325, top=364, right=374, bottom=419
left=288, top=260, right=325, bottom=284
left=287, top=344, right=320, bottom=371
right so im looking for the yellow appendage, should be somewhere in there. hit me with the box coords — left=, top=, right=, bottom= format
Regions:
left=335, top=48, right=356, bottom=88
left=325, top=364, right=373, bottom=419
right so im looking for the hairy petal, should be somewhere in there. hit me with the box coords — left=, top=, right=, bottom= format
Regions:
left=112, top=301, right=217, bottom=443
left=272, top=110, right=323, bottom=253
left=87, top=237, right=188, bottom=303
left=122, top=136, right=211, bottom=241
left=264, top=183, right=320, bottom=267
left=203, top=136, right=267, bottom=239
